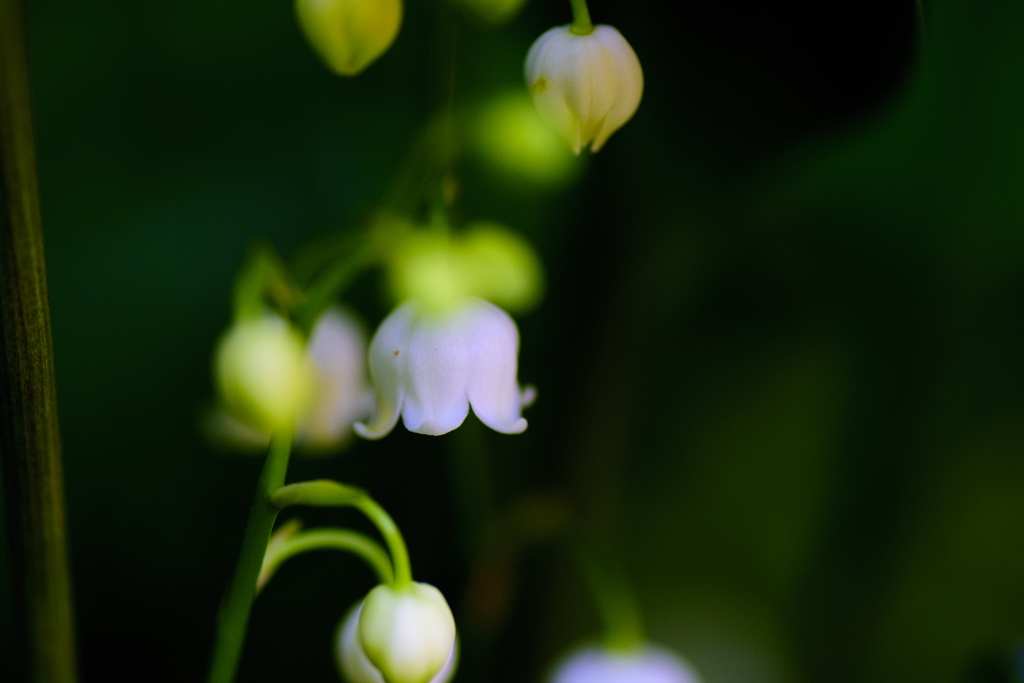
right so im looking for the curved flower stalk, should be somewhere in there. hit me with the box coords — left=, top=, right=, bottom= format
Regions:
left=208, top=307, right=372, bottom=452
left=525, top=24, right=643, bottom=154
left=296, top=0, right=403, bottom=76
left=356, top=297, right=535, bottom=438
left=548, top=645, right=702, bottom=683
left=453, top=0, right=529, bottom=26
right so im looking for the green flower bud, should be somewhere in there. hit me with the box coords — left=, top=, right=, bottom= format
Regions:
left=214, top=314, right=315, bottom=433
left=359, top=582, right=456, bottom=683
left=387, top=224, right=543, bottom=314
left=473, top=92, right=580, bottom=186
left=296, top=0, right=403, bottom=76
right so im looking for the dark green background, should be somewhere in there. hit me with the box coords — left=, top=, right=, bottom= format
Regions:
left=4, top=0, right=1024, bottom=681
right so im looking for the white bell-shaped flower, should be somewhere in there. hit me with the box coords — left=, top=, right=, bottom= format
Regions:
left=549, top=644, right=702, bottom=683
left=336, top=599, right=457, bottom=683
left=357, top=583, right=457, bottom=683
left=524, top=25, right=643, bottom=154
left=355, top=297, right=534, bottom=438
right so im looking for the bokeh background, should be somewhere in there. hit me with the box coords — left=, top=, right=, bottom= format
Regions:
left=5, top=0, right=1024, bottom=681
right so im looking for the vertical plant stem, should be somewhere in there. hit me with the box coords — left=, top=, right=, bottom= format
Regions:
left=568, top=0, right=594, bottom=35
left=207, top=432, right=293, bottom=683
left=0, top=1, right=78, bottom=682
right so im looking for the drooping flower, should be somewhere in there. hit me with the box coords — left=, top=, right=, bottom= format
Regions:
left=524, top=25, right=643, bottom=154
left=340, top=583, right=458, bottom=683
left=549, top=645, right=702, bottom=683
left=355, top=297, right=534, bottom=438
left=296, top=0, right=403, bottom=76
left=208, top=307, right=371, bottom=450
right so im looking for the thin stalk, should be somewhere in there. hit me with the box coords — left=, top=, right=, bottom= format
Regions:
left=0, top=0, right=78, bottom=681
left=568, top=0, right=594, bottom=35
left=576, top=547, right=644, bottom=652
left=207, top=432, right=293, bottom=683
left=258, top=527, right=395, bottom=591
left=272, top=479, right=413, bottom=587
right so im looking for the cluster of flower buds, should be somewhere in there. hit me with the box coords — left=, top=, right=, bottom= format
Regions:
left=337, top=583, right=458, bottom=683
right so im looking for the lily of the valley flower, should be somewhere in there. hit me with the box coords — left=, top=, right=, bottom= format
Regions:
left=351, top=583, right=457, bottom=683
left=296, top=0, right=403, bottom=76
left=524, top=25, right=643, bottom=154
left=209, top=307, right=371, bottom=450
left=355, top=297, right=534, bottom=438
left=336, top=600, right=458, bottom=683
left=549, top=645, right=702, bottom=683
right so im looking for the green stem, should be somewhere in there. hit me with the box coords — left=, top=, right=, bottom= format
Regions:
left=576, top=548, right=644, bottom=652
left=207, top=431, right=294, bottom=683
left=568, top=0, right=594, bottom=35
left=0, top=1, right=78, bottom=681
left=258, top=527, right=395, bottom=590
left=272, top=480, right=413, bottom=587
left=293, top=239, right=379, bottom=335
left=232, top=241, right=301, bottom=322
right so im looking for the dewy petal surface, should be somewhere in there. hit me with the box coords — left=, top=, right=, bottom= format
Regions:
left=356, top=297, right=532, bottom=438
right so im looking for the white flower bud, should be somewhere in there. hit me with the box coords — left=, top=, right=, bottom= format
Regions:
left=335, top=600, right=457, bottom=683
left=358, top=583, right=457, bottom=683
left=524, top=25, right=643, bottom=154
left=214, top=314, right=315, bottom=433
left=296, top=0, right=403, bottom=76
left=549, top=645, right=702, bottom=683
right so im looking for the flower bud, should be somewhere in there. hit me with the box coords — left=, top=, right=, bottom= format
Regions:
left=336, top=600, right=457, bottom=683
left=214, top=314, right=315, bottom=433
left=358, top=582, right=457, bottom=683
left=549, top=644, right=702, bottom=683
left=473, top=92, right=580, bottom=186
left=296, top=0, right=403, bottom=76
left=524, top=25, right=643, bottom=154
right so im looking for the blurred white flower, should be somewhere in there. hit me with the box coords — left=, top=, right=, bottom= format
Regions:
left=354, top=583, right=457, bottom=683
left=298, top=307, right=374, bottom=449
left=524, top=25, right=643, bottom=154
left=355, top=297, right=535, bottom=438
left=549, top=645, right=702, bottom=683
left=207, top=307, right=371, bottom=451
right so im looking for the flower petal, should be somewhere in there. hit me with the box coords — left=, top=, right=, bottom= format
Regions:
left=463, top=300, right=529, bottom=434
left=355, top=302, right=414, bottom=440
left=399, top=305, right=473, bottom=435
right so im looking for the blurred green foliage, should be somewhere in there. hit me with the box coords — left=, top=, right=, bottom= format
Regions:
left=4, top=1, right=1024, bottom=682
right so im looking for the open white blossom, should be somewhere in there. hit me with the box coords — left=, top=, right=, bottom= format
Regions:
left=525, top=25, right=643, bottom=154
left=355, top=297, right=535, bottom=438
left=549, top=645, right=702, bottom=683
left=336, top=600, right=457, bottom=683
